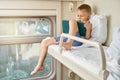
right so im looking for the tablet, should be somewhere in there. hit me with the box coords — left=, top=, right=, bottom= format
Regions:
left=62, top=20, right=86, bottom=36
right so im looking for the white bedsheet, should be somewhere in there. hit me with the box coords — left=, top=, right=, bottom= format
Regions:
left=62, top=46, right=102, bottom=75
left=49, top=45, right=120, bottom=80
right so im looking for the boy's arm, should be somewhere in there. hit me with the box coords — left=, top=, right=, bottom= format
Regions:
left=84, top=22, right=92, bottom=40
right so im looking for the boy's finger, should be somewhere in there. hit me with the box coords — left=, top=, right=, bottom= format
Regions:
left=85, top=21, right=90, bottom=24
left=87, top=20, right=90, bottom=23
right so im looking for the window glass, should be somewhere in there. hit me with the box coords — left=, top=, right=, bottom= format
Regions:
left=0, top=17, right=53, bottom=79
left=0, top=18, right=51, bottom=36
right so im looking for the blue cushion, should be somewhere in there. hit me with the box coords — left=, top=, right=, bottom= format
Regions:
left=62, top=20, right=86, bottom=36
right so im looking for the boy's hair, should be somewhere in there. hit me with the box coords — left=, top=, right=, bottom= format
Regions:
left=77, top=4, right=91, bottom=14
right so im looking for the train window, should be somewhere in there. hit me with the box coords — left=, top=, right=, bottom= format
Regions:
left=0, top=17, right=55, bottom=80
left=0, top=18, right=52, bottom=36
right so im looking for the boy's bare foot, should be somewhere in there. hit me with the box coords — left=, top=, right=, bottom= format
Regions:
left=61, top=42, right=72, bottom=50
left=30, top=65, right=44, bottom=75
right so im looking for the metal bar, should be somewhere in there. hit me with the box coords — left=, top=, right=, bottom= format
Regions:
left=60, top=33, right=106, bottom=73
left=0, top=35, right=50, bottom=45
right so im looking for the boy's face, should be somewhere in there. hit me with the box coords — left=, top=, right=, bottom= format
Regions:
left=76, top=9, right=91, bottom=22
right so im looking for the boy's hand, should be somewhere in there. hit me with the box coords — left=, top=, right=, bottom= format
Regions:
left=84, top=21, right=92, bottom=40
left=84, top=21, right=92, bottom=30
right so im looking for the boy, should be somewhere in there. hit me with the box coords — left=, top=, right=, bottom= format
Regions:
left=31, top=4, right=92, bottom=75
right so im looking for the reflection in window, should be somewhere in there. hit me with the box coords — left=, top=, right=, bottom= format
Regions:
left=0, top=17, right=53, bottom=80
left=17, top=18, right=50, bottom=35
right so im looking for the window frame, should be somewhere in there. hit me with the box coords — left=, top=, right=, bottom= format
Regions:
left=0, top=17, right=56, bottom=80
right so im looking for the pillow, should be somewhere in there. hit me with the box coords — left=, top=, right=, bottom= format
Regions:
left=62, top=20, right=86, bottom=36
left=106, top=26, right=120, bottom=66
left=89, top=15, right=107, bottom=44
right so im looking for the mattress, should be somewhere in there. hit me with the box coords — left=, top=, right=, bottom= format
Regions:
left=49, top=45, right=108, bottom=75
left=49, top=45, right=120, bottom=80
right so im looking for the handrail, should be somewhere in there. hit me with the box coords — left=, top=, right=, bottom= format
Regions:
left=60, top=33, right=109, bottom=80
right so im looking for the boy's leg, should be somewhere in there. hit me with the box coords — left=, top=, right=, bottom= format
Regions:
left=31, top=37, right=58, bottom=75
left=62, top=20, right=78, bottom=50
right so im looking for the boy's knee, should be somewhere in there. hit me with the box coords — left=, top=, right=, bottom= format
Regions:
left=42, top=37, right=54, bottom=46
left=42, top=39, right=46, bottom=44
left=42, top=38, right=49, bottom=44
